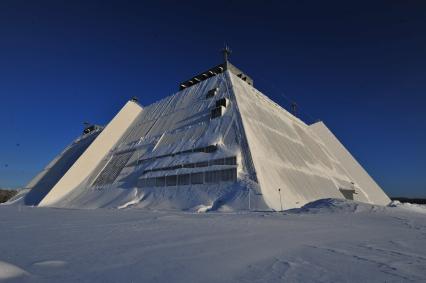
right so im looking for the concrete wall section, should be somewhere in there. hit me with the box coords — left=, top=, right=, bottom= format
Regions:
left=230, top=72, right=354, bottom=210
left=39, top=101, right=143, bottom=206
left=24, top=130, right=101, bottom=205
left=310, top=121, right=390, bottom=205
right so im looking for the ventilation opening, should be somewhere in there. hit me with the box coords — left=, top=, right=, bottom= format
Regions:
left=206, top=88, right=218, bottom=99
left=237, top=73, right=253, bottom=85
left=215, top=98, right=228, bottom=108
left=211, top=106, right=225, bottom=119
left=339, top=188, right=356, bottom=200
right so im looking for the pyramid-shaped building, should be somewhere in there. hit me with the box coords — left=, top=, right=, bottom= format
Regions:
left=19, top=57, right=390, bottom=211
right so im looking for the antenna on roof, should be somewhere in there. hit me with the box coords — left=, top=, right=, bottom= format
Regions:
left=291, top=102, right=298, bottom=117
left=222, top=44, right=232, bottom=63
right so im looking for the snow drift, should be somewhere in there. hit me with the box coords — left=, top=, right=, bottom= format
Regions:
left=1, top=199, right=425, bottom=282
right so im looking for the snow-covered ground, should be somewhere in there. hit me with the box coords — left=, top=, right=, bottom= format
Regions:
left=0, top=199, right=425, bottom=282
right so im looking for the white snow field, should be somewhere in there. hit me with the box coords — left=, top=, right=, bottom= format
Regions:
left=1, top=199, right=425, bottom=282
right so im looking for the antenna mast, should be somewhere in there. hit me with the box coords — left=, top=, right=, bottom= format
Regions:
left=222, top=45, right=232, bottom=63
left=291, top=102, right=298, bottom=117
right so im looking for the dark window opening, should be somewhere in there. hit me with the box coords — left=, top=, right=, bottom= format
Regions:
left=206, top=88, right=218, bottom=98
left=203, top=145, right=218, bottom=153
left=155, top=176, right=165, bottom=187
left=211, top=159, right=224, bottom=166
left=339, top=188, right=356, bottom=200
left=221, top=168, right=237, bottom=182
left=178, top=174, right=190, bottom=185
left=224, top=156, right=237, bottom=165
left=215, top=98, right=228, bottom=108
left=191, top=172, right=204, bottom=184
left=195, top=161, right=208, bottom=168
left=166, top=175, right=177, bottom=186
left=211, top=106, right=224, bottom=119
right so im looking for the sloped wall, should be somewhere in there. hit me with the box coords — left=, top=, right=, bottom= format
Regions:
left=230, top=72, right=375, bottom=210
left=24, top=130, right=101, bottom=205
left=310, top=121, right=390, bottom=205
left=39, top=100, right=143, bottom=207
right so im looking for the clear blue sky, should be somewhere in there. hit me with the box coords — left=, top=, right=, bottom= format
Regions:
left=0, top=1, right=424, bottom=197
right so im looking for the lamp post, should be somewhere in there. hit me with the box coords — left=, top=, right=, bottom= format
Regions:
left=278, top=188, right=283, bottom=212
left=247, top=187, right=251, bottom=211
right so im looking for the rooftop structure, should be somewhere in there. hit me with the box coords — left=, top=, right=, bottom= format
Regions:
left=179, top=46, right=253, bottom=90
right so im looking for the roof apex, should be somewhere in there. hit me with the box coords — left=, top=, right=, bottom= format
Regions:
left=179, top=61, right=253, bottom=90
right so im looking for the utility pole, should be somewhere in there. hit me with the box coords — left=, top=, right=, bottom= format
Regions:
left=278, top=188, right=283, bottom=212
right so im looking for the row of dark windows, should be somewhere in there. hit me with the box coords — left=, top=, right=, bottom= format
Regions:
left=139, top=168, right=237, bottom=187
left=137, top=145, right=218, bottom=165
left=143, top=156, right=237, bottom=174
